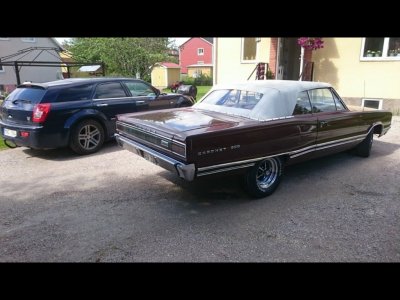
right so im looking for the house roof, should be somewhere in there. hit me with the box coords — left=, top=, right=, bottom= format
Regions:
left=179, top=37, right=213, bottom=48
left=50, top=38, right=64, bottom=51
left=157, top=62, right=181, bottom=68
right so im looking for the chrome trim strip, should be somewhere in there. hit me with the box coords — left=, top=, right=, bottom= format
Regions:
left=198, top=156, right=280, bottom=171
left=259, top=115, right=295, bottom=122
left=0, top=120, right=43, bottom=129
left=197, top=163, right=256, bottom=177
left=198, top=131, right=374, bottom=172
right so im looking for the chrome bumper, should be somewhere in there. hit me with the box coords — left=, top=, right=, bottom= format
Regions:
left=115, top=134, right=195, bottom=181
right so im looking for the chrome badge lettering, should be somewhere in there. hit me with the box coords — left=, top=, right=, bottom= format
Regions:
left=198, top=145, right=241, bottom=156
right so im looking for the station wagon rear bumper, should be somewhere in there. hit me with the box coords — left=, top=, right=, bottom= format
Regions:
left=115, top=134, right=195, bottom=181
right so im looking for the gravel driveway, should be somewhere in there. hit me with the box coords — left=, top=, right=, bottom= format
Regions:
left=0, top=117, right=399, bottom=262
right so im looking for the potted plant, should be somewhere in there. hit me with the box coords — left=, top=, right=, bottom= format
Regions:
left=389, top=50, right=396, bottom=56
left=366, top=50, right=373, bottom=57
left=375, top=50, right=382, bottom=57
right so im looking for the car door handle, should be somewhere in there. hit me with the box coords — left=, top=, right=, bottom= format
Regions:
left=136, top=100, right=145, bottom=104
left=319, top=121, right=328, bottom=128
left=96, top=103, right=108, bottom=107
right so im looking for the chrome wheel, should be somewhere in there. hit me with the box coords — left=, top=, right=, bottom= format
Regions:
left=256, top=158, right=279, bottom=191
left=245, top=157, right=283, bottom=198
left=78, top=124, right=101, bottom=150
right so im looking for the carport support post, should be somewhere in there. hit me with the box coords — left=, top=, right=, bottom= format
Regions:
left=67, top=65, right=71, bottom=79
left=14, top=61, right=21, bottom=85
left=101, top=62, right=105, bottom=76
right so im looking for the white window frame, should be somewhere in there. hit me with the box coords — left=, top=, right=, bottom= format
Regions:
left=360, top=37, right=400, bottom=61
left=362, top=98, right=383, bottom=110
left=197, top=48, right=204, bottom=56
left=21, top=38, right=36, bottom=43
left=241, top=38, right=258, bottom=63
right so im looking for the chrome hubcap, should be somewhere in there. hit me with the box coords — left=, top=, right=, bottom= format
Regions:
left=256, top=158, right=278, bottom=190
left=78, top=125, right=100, bottom=150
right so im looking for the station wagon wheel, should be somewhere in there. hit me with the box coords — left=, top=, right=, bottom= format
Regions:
left=355, top=131, right=374, bottom=157
left=70, top=119, right=105, bottom=155
left=244, top=157, right=283, bottom=198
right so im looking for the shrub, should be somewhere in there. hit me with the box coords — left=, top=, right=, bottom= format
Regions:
left=183, top=74, right=212, bottom=86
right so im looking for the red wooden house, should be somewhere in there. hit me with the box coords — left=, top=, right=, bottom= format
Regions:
left=179, top=38, right=213, bottom=77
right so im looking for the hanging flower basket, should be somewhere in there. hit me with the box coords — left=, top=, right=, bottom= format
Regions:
left=297, top=37, right=324, bottom=50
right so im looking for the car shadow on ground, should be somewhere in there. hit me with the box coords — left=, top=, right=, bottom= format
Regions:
left=154, top=145, right=395, bottom=204
left=21, top=140, right=122, bottom=161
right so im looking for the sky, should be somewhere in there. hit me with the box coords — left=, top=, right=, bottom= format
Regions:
left=55, top=37, right=190, bottom=47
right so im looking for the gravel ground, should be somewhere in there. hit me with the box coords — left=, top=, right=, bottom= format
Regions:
left=0, top=117, right=399, bottom=262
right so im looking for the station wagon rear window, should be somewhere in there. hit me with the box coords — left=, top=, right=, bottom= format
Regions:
left=5, top=87, right=46, bottom=105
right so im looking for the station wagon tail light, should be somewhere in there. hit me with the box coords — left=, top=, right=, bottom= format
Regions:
left=32, top=103, right=51, bottom=123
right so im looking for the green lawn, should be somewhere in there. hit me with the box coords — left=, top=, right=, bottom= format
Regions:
left=196, top=86, right=212, bottom=101
left=0, top=139, right=8, bottom=151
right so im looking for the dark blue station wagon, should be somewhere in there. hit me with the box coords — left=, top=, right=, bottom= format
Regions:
left=0, top=78, right=194, bottom=155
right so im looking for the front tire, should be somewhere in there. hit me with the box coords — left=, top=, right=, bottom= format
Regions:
left=70, top=119, right=104, bottom=155
left=355, top=131, right=373, bottom=157
left=244, top=157, right=283, bottom=198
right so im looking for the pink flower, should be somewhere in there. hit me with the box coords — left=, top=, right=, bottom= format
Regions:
left=298, top=37, right=324, bottom=50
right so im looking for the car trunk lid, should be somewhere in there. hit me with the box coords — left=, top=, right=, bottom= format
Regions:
left=117, top=107, right=241, bottom=137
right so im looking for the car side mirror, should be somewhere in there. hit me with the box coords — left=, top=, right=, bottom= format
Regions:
left=154, top=88, right=161, bottom=97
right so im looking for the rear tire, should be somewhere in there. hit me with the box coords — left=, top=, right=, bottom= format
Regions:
left=355, top=131, right=373, bottom=157
left=70, top=119, right=104, bottom=155
left=244, top=157, right=283, bottom=198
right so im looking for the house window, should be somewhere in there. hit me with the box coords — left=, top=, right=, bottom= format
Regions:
left=197, top=48, right=204, bottom=56
left=21, top=38, right=36, bottom=43
left=242, top=38, right=257, bottom=62
left=361, top=37, right=400, bottom=59
left=362, top=98, right=383, bottom=110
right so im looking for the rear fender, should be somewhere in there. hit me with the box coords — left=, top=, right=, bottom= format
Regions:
left=64, top=109, right=109, bottom=138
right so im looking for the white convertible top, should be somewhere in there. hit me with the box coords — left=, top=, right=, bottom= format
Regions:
left=195, top=80, right=332, bottom=120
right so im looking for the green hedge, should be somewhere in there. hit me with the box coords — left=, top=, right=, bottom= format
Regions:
left=183, top=74, right=213, bottom=86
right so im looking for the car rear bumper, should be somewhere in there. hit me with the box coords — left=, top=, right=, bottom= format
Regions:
left=0, top=120, right=68, bottom=149
left=115, top=133, right=195, bottom=181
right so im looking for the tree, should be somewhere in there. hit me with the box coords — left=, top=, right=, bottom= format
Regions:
left=67, top=38, right=171, bottom=81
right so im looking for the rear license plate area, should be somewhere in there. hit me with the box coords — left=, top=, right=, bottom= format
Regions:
left=4, top=128, right=17, bottom=138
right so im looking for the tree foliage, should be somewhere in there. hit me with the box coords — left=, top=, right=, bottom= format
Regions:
left=67, top=38, right=171, bottom=81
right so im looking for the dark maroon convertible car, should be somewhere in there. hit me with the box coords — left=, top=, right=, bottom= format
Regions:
left=115, top=80, right=392, bottom=198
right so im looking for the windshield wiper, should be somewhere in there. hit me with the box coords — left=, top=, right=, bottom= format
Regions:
left=12, top=99, right=32, bottom=104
